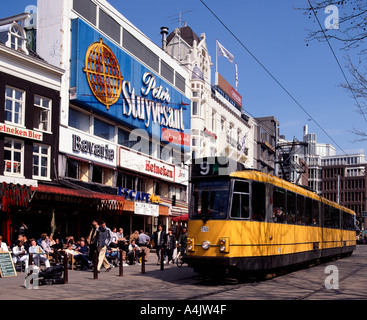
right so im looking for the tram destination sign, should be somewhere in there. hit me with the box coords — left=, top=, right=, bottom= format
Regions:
left=192, top=157, right=245, bottom=178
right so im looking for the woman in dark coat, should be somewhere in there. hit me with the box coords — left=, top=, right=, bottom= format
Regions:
left=165, top=228, right=176, bottom=264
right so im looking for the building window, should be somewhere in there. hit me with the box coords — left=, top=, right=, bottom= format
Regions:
left=4, top=138, right=23, bottom=175
left=94, top=118, right=114, bottom=142
left=117, top=172, right=136, bottom=189
left=7, top=24, right=27, bottom=52
left=92, top=164, right=103, bottom=184
left=34, top=95, right=52, bottom=132
left=212, top=111, right=216, bottom=132
left=192, top=101, right=198, bottom=116
left=5, top=86, right=25, bottom=126
left=33, top=144, right=50, bottom=179
left=137, top=177, right=146, bottom=191
left=69, top=108, right=90, bottom=132
left=118, top=127, right=130, bottom=146
left=154, top=181, right=161, bottom=196
left=66, top=158, right=79, bottom=179
left=221, top=116, right=226, bottom=132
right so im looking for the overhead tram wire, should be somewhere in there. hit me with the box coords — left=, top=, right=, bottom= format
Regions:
left=199, top=0, right=348, bottom=155
left=87, top=3, right=304, bottom=143
left=100, top=6, right=280, bottom=138
left=307, top=0, right=367, bottom=125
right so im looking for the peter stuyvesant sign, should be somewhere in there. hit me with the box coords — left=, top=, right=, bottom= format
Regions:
left=70, top=18, right=190, bottom=148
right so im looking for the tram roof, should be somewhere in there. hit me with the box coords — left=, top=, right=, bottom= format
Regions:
left=230, top=170, right=355, bottom=215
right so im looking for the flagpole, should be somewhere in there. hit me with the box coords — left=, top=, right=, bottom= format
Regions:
left=235, top=63, right=238, bottom=90
left=216, top=39, right=218, bottom=75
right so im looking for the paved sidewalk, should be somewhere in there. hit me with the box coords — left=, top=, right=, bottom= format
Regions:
left=0, top=259, right=197, bottom=300
left=2, top=246, right=367, bottom=302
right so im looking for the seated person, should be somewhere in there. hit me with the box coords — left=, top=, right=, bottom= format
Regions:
left=22, top=235, right=30, bottom=252
left=51, top=238, right=64, bottom=254
left=137, top=230, right=151, bottom=262
left=127, top=239, right=141, bottom=265
left=0, top=235, right=9, bottom=252
left=65, top=243, right=92, bottom=270
left=12, top=240, right=29, bottom=270
left=105, top=244, right=119, bottom=267
left=116, top=228, right=124, bottom=242
left=117, top=238, right=129, bottom=267
left=75, top=239, right=89, bottom=257
left=29, top=238, right=50, bottom=268
left=40, top=233, right=61, bottom=264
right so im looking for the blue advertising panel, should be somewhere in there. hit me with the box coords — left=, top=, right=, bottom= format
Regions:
left=70, top=18, right=191, bottom=148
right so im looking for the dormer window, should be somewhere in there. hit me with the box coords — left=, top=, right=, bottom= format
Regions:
left=0, top=22, right=28, bottom=54
left=8, top=23, right=27, bottom=53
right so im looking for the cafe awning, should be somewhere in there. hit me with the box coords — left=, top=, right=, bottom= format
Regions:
left=34, top=184, right=116, bottom=199
left=32, top=184, right=126, bottom=212
left=171, top=214, right=188, bottom=222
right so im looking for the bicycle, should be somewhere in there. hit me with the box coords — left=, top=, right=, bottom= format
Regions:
left=176, top=247, right=186, bottom=267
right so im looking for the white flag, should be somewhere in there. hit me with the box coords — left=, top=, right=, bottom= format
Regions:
left=216, top=40, right=234, bottom=64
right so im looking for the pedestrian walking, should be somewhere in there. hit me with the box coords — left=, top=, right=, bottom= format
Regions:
left=165, top=228, right=176, bottom=264
left=87, top=219, right=99, bottom=262
left=96, top=221, right=112, bottom=272
left=154, top=224, right=166, bottom=265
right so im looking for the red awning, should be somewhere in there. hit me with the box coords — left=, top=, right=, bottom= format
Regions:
left=32, top=184, right=126, bottom=212
left=33, top=184, right=120, bottom=200
left=171, top=214, right=188, bottom=222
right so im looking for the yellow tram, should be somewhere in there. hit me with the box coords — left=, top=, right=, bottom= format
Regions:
left=185, top=157, right=356, bottom=277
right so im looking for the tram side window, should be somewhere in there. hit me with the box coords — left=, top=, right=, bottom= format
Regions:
left=273, top=187, right=285, bottom=223
left=304, top=197, right=313, bottom=225
left=287, top=191, right=297, bottom=224
left=231, top=193, right=250, bottom=219
left=324, top=205, right=331, bottom=227
left=297, top=195, right=305, bottom=225
left=230, top=180, right=250, bottom=219
left=252, top=182, right=265, bottom=221
left=330, top=207, right=340, bottom=228
left=343, top=211, right=354, bottom=230
left=312, top=200, right=320, bottom=226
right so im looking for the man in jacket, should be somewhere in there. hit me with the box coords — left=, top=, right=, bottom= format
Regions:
left=154, top=224, right=166, bottom=265
left=96, top=221, right=112, bottom=272
left=165, top=228, right=176, bottom=264
left=87, top=219, right=99, bottom=262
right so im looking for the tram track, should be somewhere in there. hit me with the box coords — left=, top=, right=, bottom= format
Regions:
left=105, top=247, right=367, bottom=301
left=180, top=255, right=367, bottom=300
left=295, top=262, right=367, bottom=300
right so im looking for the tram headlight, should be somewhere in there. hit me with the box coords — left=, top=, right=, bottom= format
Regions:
left=219, top=237, right=229, bottom=253
left=187, top=238, right=195, bottom=252
left=202, top=241, right=210, bottom=250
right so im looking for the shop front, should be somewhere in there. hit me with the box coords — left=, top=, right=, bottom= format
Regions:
left=0, top=182, right=34, bottom=245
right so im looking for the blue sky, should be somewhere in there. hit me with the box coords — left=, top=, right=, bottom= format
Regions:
left=2, top=0, right=366, bottom=154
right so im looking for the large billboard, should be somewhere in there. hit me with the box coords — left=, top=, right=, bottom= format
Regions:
left=215, top=72, right=242, bottom=110
left=70, top=19, right=191, bottom=148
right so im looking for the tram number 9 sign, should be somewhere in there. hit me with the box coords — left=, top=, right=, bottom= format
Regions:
left=199, top=161, right=211, bottom=175
left=191, top=157, right=245, bottom=177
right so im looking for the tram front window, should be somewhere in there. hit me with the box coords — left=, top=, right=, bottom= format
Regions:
left=190, top=180, right=230, bottom=220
